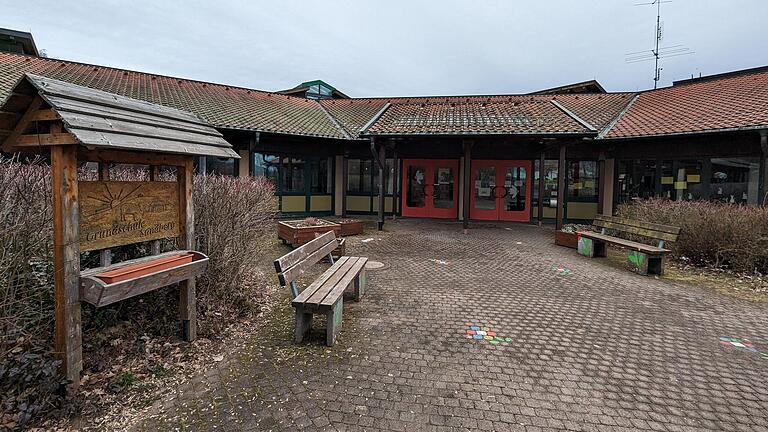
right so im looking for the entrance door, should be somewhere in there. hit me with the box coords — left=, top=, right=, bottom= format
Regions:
left=401, top=159, right=459, bottom=218
left=470, top=160, right=531, bottom=222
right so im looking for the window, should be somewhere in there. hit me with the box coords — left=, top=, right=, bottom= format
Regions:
left=281, top=157, right=305, bottom=193
left=347, top=159, right=394, bottom=195
left=618, top=160, right=660, bottom=203
left=567, top=160, right=598, bottom=201
left=253, top=153, right=279, bottom=187
left=710, top=157, right=760, bottom=204
left=347, top=159, right=373, bottom=194
left=533, top=159, right=559, bottom=208
left=310, top=157, right=332, bottom=194
left=674, top=160, right=705, bottom=201
left=205, top=156, right=235, bottom=176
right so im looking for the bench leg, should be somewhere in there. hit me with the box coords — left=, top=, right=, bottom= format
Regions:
left=353, top=267, right=366, bottom=302
left=295, top=308, right=312, bottom=343
left=578, top=237, right=606, bottom=258
left=648, top=255, right=665, bottom=276
left=627, top=251, right=650, bottom=275
left=326, top=300, right=343, bottom=347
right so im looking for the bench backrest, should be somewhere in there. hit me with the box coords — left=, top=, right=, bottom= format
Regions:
left=593, top=214, right=680, bottom=246
left=274, top=230, right=338, bottom=287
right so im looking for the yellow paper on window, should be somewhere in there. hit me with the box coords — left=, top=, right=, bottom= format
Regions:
left=661, top=176, right=674, bottom=185
left=572, top=182, right=583, bottom=189
left=584, top=180, right=595, bottom=189
left=687, top=174, right=700, bottom=183
left=674, top=181, right=687, bottom=190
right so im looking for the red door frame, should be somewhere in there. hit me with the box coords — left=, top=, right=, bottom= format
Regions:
left=401, top=159, right=459, bottom=219
left=470, top=160, right=532, bottom=222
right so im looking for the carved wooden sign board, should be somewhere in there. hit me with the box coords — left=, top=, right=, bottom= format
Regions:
left=79, top=181, right=180, bottom=251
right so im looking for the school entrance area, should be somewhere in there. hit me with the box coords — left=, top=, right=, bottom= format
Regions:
left=139, top=221, right=768, bottom=431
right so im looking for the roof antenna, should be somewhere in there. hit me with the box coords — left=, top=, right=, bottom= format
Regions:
left=625, top=0, right=694, bottom=89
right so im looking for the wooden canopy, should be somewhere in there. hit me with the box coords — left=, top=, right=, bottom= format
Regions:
left=1, top=73, right=238, bottom=158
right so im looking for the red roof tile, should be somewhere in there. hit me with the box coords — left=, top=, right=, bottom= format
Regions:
left=0, top=52, right=347, bottom=139
left=605, top=68, right=768, bottom=138
left=364, top=100, right=589, bottom=136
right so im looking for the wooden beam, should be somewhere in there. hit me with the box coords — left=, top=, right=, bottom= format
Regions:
left=2, top=96, right=44, bottom=152
left=51, top=145, right=83, bottom=389
left=556, top=144, right=567, bottom=231
left=177, top=158, right=197, bottom=341
left=597, top=153, right=606, bottom=215
left=80, top=148, right=188, bottom=167
left=462, top=141, right=472, bottom=232
left=15, top=132, right=78, bottom=147
left=760, top=130, right=768, bottom=206
left=537, top=150, right=545, bottom=226
left=377, top=142, right=386, bottom=230
left=31, top=109, right=59, bottom=121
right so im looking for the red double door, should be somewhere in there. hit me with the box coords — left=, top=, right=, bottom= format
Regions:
left=401, top=159, right=459, bottom=218
left=470, top=160, right=531, bottom=222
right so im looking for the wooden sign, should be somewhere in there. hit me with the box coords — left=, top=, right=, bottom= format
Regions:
left=79, top=181, right=180, bottom=251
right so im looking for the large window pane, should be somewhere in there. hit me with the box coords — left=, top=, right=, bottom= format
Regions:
left=617, top=160, right=658, bottom=203
left=710, top=157, right=760, bottom=204
left=281, top=157, right=305, bottom=193
left=253, top=153, right=279, bottom=188
left=310, top=157, right=332, bottom=194
left=205, top=157, right=235, bottom=176
left=533, top=159, right=559, bottom=208
left=567, top=160, right=598, bottom=202
left=347, top=159, right=372, bottom=194
left=675, top=160, right=705, bottom=201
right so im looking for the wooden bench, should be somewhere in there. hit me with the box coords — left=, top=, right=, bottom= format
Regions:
left=274, top=231, right=368, bottom=346
left=577, top=214, right=681, bottom=276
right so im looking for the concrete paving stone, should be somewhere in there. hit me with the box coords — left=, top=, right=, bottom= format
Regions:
left=135, top=221, right=768, bottom=431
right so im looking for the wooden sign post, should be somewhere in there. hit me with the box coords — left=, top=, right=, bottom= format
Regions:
left=0, top=74, right=238, bottom=389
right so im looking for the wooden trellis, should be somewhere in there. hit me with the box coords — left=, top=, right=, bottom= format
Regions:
left=0, top=74, right=239, bottom=389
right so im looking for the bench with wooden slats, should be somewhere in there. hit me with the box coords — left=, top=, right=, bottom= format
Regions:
left=577, top=214, right=681, bottom=276
left=274, top=231, right=368, bottom=346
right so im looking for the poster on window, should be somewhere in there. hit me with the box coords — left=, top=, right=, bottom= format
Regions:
left=437, top=168, right=452, bottom=185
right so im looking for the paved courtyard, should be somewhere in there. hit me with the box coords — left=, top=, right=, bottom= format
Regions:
left=139, top=220, right=768, bottom=431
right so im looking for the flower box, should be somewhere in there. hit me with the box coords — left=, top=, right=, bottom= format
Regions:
left=338, top=219, right=364, bottom=236
left=555, top=231, right=578, bottom=249
left=95, top=253, right=195, bottom=284
left=278, top=218, right=341, bottom=247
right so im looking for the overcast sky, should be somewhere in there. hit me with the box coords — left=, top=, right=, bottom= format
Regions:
left=3, top=1, right=767, bottom=97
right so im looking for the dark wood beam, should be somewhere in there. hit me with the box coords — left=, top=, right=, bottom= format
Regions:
left=80, top=148, right=189, bottom=167
left=377, top=141, right=386, bottom=230
left=556, top=143, right=567, bottom=230
left=597, top=152, right=606, bottom=215
left=31, top=109, right=59, bottom=121
left=15, top=132, right=78, bottom=146
left=2, top=96, right=44, bottom=152
left=538, top=150, right=545, bottom=225
left=760, top=130, right=768, bottom=206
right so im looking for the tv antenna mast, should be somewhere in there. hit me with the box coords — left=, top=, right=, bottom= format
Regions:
left=625, top=0, right=693, bottom=89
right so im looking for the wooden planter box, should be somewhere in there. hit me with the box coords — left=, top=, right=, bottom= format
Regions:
left=555, top=231, right=578, bottom=249
left=338, top=219, right=364, bottom=236
left=80, top=250, right=209, bottom=307
left=278, top=219, right=341, bottom=247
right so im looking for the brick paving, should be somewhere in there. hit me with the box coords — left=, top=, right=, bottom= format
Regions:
left=138, top=220, right=768, bottom=431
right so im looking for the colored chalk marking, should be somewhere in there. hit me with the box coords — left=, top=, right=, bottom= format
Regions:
left=464, top=324, right=512, bottom=346
left=467, top=330, right=476, bottom=335
left=476, top=330, right=487, bottom=336
left=505, top=337, right=512, bottom=342
left=720, top=336, right=767, bottom=359
left=487, top=331, right=497, bottom=337
left=470, top=326, right=480, bottom=331
left=484, top=336, right=493, bottom=341
left=473, top=334, right=483, bottom=340
left=489, top=340, right=500, bottom=345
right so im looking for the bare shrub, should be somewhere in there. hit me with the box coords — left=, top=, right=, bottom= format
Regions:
left=617, top=198, right=768, bottom=273
left=0, top=158, right=277, bottom=428
left=193, top=174, right=277, bottom=329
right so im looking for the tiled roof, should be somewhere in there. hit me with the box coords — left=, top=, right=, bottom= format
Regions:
left=319, top=99, right=390, bottom=136
left=363, top=99, right=591, bottom=136
left=0, top=52, right=347, bottom=139
left=605, top=67, right=768, bottom=138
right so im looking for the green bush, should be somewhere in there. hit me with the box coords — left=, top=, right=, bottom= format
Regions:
left=616, top=198, right=768, bottom=273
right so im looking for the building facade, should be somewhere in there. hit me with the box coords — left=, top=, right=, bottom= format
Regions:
left=0, top=51, right=766, bottom=229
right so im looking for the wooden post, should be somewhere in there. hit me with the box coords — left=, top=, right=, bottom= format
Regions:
left=341, top=153, right=348, bottom=218
left=462, top=141, right=472, bottom=233
left=51, top=145, right=83, bottom=387
left=97, top=162, right=112, bottom=266
left=556, top=143, right=566, bottom=231
left=377, top=142, right=385, bottom=231
left=177, top=158, right=196, bottom=341
left=537, top=150, right=545, bottom=226
left=597, top=153, right=606, bottom=215
left=392, top=145, right=398, bottom=220
left=149, top=165, right=162, bottom=255
left=760, top=130, right=768, bottom=206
